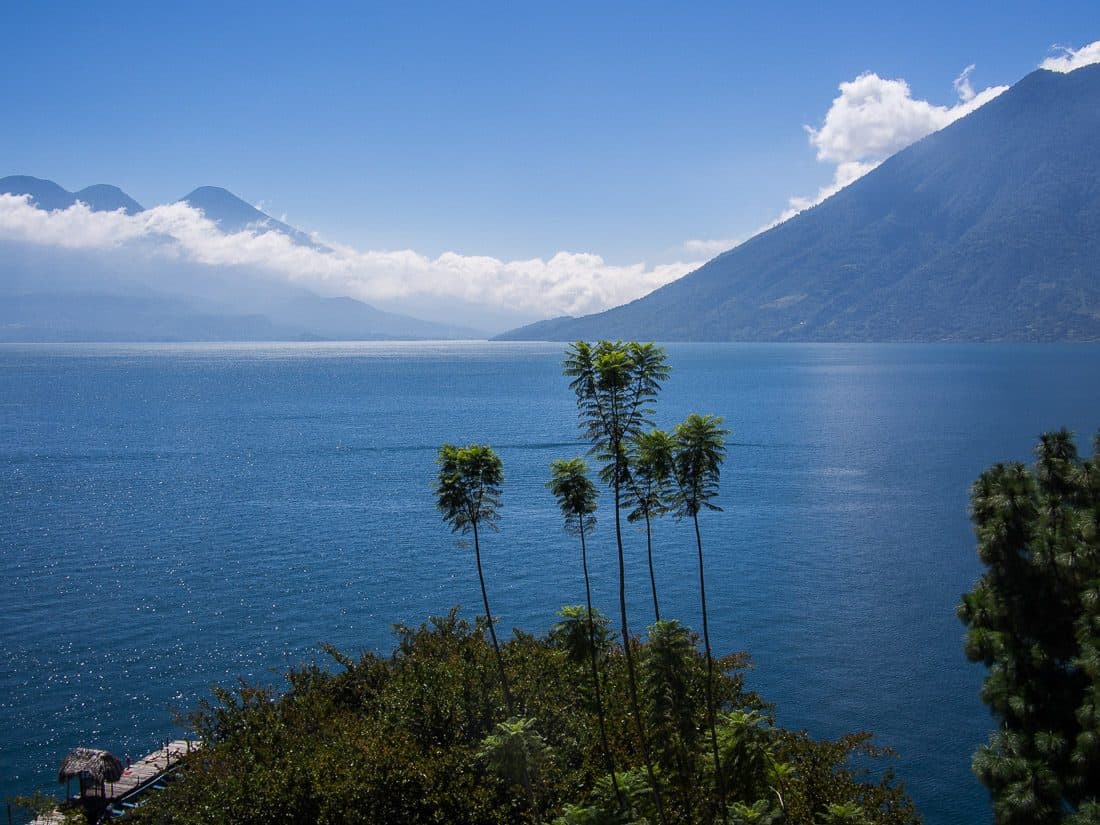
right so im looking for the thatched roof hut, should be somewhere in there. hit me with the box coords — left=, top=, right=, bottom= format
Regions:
left=58, top=748, right=124, bottom=785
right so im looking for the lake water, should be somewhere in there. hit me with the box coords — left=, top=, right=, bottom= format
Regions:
left=2, top=341, right=1099, bottom=823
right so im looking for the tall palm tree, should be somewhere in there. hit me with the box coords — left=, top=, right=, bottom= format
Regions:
left=564, top=341, right=669, bottom=825
left=548, top=457, right=622, bottom=808
left=671, top=413, right=730, bottom=813
left=626, top=429, right=676, bottom=622
left=435, top=443, right=512, bottom=711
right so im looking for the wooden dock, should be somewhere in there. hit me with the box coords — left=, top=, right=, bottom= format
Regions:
left=106, top=739, right=197, bottom=802
left=29, top=740, right=200, bottom=824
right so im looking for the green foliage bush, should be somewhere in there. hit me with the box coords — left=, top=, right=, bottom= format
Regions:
left=130, top=608, right=918, bottom=825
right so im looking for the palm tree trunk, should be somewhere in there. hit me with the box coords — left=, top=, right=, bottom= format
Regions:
left=645, top=513, right=660, bottom=622
left=580, top=519, right=623, bottom=809
left=614, top=473, right=666, bottom=825
left=693, top=511, right=725, bottom=817
left=473, top=519, right=513, bottom=712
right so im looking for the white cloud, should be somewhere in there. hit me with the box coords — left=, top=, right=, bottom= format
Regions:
left=682, top=238, right=741, bottom=257
left=774, top=67, right=1008, bottom=225
left=805, top=70, right=1008, bottom=165
left=953, top=64, right=977, bottom=103
left=0, top=194, right=699, bottom=318
left=1040, top=40, right=1100, bottom=73
left=0, top=194, right=151, bottom=248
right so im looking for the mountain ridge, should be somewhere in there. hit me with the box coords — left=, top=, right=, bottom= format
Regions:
left=178, top=186, right=325, bottom=249
left=0, top=175, right=145, bottom=214
left=0, top=177, right=319, bottom=246
left=498, top=65, right=1100, bottom=342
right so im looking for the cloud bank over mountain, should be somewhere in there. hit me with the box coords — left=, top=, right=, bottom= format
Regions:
left=0, top=194, right=700, bottom=322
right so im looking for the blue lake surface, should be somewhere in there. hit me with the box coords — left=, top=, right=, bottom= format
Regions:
left=2, top=341, right=1099, bottom=823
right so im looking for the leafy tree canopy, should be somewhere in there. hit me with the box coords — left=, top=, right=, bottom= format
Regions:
left=671, top=413, right=730, bottom=518
left=959, top=429, right=1100, bottom=824
left=549, top=457, right=599, bottom=537
left=436, top=443, right=504, bottom=534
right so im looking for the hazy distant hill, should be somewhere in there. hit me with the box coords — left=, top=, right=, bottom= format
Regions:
left=0, top=290, right=482, bottom=343
left=500, top=65, right=1100, bottom=342
left=0, top=293, right=289, bottom=342
left=0, top=179, right=484, bottom=340
left=0, top=247, right=483, bottom=342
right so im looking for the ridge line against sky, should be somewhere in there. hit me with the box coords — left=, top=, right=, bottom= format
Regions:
left=2, top=9, right=1098, bottom=322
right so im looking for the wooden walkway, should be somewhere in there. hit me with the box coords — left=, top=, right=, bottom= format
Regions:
left=29, top=740, right=200, bottom=824
left=106, top=739, right=198, bottom=802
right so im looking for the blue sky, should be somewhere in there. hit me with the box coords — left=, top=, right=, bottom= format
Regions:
left=1, top=2, right=1097, bottom=326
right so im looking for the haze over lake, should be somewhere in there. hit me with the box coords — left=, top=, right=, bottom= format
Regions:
left=3, top=341, right=1100, bottom=824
